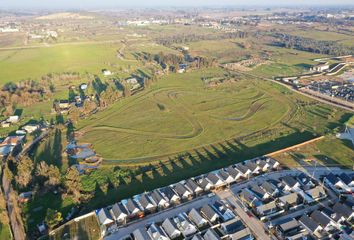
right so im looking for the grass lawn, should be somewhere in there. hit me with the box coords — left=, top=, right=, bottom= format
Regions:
left=48, top=214, right=100, bottom=240
left=0, top=190, right=12, bottom=240
left=273, top=136, right=354, bottom=168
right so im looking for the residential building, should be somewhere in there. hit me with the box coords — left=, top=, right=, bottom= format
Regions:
left=174, top=183, right=192, bottom=200
left=132, top=228, right=151, bottom=240
left=162, top=218, right=181, bottom=239
left=201, top=204, right=220, bottom=223
left=174, top=214, right=197, bottom=237
left=256, top=201, right=279, bottom=217
left=220, top=217, right=244, bottom=234
left=229, top=227, right=254, bottom=240
left=260, top=181, right=280, bottom=197
left=137, top=193, right=157, bottom=214
left=212, top=201, right=235, bottom=222
left=310, top=210, right=336, bottom=232
left=110, top=203, right=128, bottom=225
left=185, top=179, right=203, bottom=196
left=206, top=172, right=225, bottom=189
left=299, top=215, right=323, bottom=238
left=188, top=208, right=208, bottom=228
left=239, top=189, right=262, bottom=208
left=203, top=229, right=221, bottom=240
left=305, top=186, right=327, bottom=201
left=161, top=186, right=180, bottom=204
left=281, top=176, right=301, bottom=192
left=276, top=218, right=301, bottom=237
left=249, top=184, right=270, bottom=201
left=147, top=223, right=170, bottom=240
left=234, top=164, right=252, bottom=179
left=151, top=189, right=169, bottom=209
left=278, top=192, right=303, bottom=210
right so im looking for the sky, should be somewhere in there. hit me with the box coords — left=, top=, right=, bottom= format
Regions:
left=1, top=0, right=354, bottom=10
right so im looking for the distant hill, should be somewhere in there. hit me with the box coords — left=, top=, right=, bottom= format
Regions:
left=36, top=12, right=94, bottom=20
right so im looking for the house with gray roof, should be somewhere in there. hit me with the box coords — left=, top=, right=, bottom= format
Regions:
left=260, top=181, right=279, bottom=197
left=212, top=201, right=235, bottom=222
left=332, top=202, right=354, bottom=221
left=96, top=208, right=115, bottom=235
left=162, top=218, right=181, bottom=239
left=161, top=186, right=180, bottom=204
left=197, top=177, right=213, bottom=191
left=147, top=223, right=170, bottom=240
left=174, top=183, right=192, bottom=200
left=297, top=173, right=316, bottom=190
left=132, top=228, right=151, bottom=240
left=203, top=229, right=220, bottom=240
left=185, top=179, right=203, bottom=196
left=191, top=234, right=203, bottom=240
left=110, top=202, right=128, bottom=224
left=220, top=217, right=244, bottom=234
left=234, top=164, right=252, bottom=178
left=137, top=193, right=157, bottom=213
left=299, top=215, right=323, bottom=238
left=124, top=198, right=142, bottom=218
left=201, top=204, right=220, bottom=223
left=173, top=213, right=197, bottom=237
left=188, top=208, right=208, bottom=228
left=239, top=189, right=262, bottom=208
left=244, top=161, right=261, bottom=174
left=305, top=186, right=327, bottom=201
left=276, top=218, right=301, bottom=237
left=281, top=176, right=301, bottom=192
left=256, top=159, right=270, bottom=172
left=229, top=227, right=253, bottom=240
left=256, top=201, right=280, bottom=217
left=206, top=172, right=225, bottom=188
left=218, top=169, right=235, bottom=184
left=266, top=158, right=280, bottom=169
left=278, top=192, right=303, bottom=210
left=151, top=189, right=170, bottom=209
left=226, top=166, right=243, bottom=180
left=249, top=184, right=270, bottom=201
left=310, top=210, right=336, bottom=232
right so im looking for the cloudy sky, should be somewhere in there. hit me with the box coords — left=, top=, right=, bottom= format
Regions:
left=1, top=0, right=353, bottom=9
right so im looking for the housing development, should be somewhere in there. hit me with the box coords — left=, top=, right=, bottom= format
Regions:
left=0, top=1, right=353, bottom=240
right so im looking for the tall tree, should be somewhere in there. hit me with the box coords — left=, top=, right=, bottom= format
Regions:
left=65, top=167, right=82, bottom=203
left=15, top=157, right=34, bottom=188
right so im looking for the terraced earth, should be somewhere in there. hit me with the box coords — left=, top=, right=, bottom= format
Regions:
left=77, top=68, right=299, bottom=162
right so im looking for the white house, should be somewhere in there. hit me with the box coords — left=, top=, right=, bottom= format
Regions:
left=22, top=124, right=39, bottom=133
left=7, top=115, right=19, bottom=123
left=102, top=69, right=112, bottom=76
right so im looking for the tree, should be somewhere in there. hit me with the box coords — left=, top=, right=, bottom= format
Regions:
left=45, top=209, right=63, bottom=229
left=68, top=106, right=80, bottom=123
left=36, top=162, right=61, bottom=189
left=15, top=157, right=34, bottom=188
left=65, top=167, right=82, bottom=202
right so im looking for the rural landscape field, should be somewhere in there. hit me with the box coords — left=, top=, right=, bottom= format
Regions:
left=0, top=2, right=353, bottom=240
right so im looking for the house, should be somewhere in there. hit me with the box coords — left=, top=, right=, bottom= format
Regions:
left=276, top=218, right=301, bottom=237
left=160, top=186, right=180, bottom=204
left=239, top=189, right=262, bottom=208
left=203, top=229, right=220, bottom=240
left=188, top=208, right=208, bottom=228
left=197, top=177, right=213, bottom=191
left=147, top=223, right=170, bottom=240
left=332, top=202, right=354, bottom=221
left=173, top=214, right=197, bottom=237
left=249, top=184, right=270, bottom=201
left=0, top=135, right=24, bottom=147
left=102, top=69, right=112, bottom=76
left=126, top=77, right=138, bottom=85
left=162, top=218, right=181, bottom=239
left=212, top=201, right=235, bottom=222
left=124, top=198, right=143, bottom=218
left=174, top=183, right=192, bottom=200
left=296, top=173, right=316, bottom=190
left=256, top=159, right=270, bottom=172
left=324, top=173, right=351, bottom=193
left=7, top=115, right=19, bottom=123
left=185, top=179, right=203, bottom=196
left=278, top=192, right=303, bottom=210
left=58, top=100, right=70, bottom=110
left=22, top=124, right=39, bottom=134
left=226, top=166, right=243, bottom=180
left=281, top=176, right=301, bottom=192
left=244, top=161, right=261, bottom=175
left=338, top=173, right=354, bottom=189
left=299, top=214, right=323, bottom=238
left=96, top=208, right=115, bottom=234
left=201, top=204, right=220, bottom=223
left=311, top=63, right=330, bottom=72
left=256, top=201, right=280, bottom=217
left=192, top=234, right=203, bottom=240
left=110, top=202, right=128, bottom=224
left=151, top=189, right=169, bottom=209
left=206, top=172, right=225, bottom=189
left=0, top=145, right=14, bottom=157
left=310, top=210, right=336, bottom=232
left=80, top=83, right=88, bottom=90
left=260, top=181, right=280, bottom=197
left=178, top=64, right=187, bottom=73
left=132, top=228, right=151, bottom=240
left=305, top=186, right=327, bottom=201
left=137, top=193, right=157, bottom=213
left=218, top=169, right=235, bottom=184
left=266, top=158, right=280, bottom=169
left=220, top=217, right=244, bottom=234
left=234, top=164, right=252, bottom=179
left=229, top=227, right=253, bottom=240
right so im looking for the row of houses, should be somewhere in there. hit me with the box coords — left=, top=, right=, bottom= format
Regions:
left=275, top=199, right=354, bottom=239
left=96, top=157, right=280, bottom=235
left=127, top=200, right=253, bottom=240
left=240, top=174, right=328, bottom=221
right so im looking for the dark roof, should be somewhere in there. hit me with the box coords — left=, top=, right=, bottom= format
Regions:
left=161, top=186, right=179, bottom=201
left=325, top=173, right=339, bottom=185
left=261, top=181, right=277, bottom=194
left=282, top=176, right=298, bottom=188
left=110, top=202, right=128, bottom=219
left=221, top=218, right=244, bottom=234
left=185, top=179, right=201, bottom=192
left=206, top=172, right=222, bottom=185
left=147, top=223, right=168, bottom=240
left=299, top=215, right=320, bottom=232
left=226, top=166, right=239, bottom=178
left=151, top=189, right=165, bottom=204
left=162, top=218, right=180, bottom=237
left=249, top=184, right=266, bottom=198
left=188, top=208, right=207, bottom=226
left=257, top=159, right=268, bottom=168
left=201, top=204, right=219, bottom=221
left=245, top=161, right=258, bottom=171
left=199, top=178, right=212, bottom=189
left=139, top=193, right=155, bottom=209
left=126, top=198, right=140, bottom=213
left=338, top=173, right=352, bottom=185
left=174, top=183, right=190, bottom=196
left=132, top=228, right=151, bottom=240
left=279, top=192, right=302, bottom=205
left=218, top=170, right=231, bottom=181
left=97, top=208, right=114, bottom=225
left=297, top=173, right=313, bottom=186
left=332, top=202, right=352, bottom=218
left=234, top=164, right=249, bottom=174
left=310, top=210, right=331, bottom=227
left=203, top=229, right=220, bottom=240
